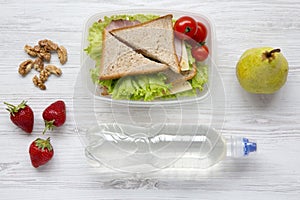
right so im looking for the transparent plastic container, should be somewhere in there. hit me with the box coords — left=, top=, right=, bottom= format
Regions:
left=80, top=9, right=218, bottom=106
left=74, top=9, right=228, bottom=173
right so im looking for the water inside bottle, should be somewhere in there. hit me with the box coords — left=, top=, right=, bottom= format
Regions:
left=85, top=123, right=227, bottom=173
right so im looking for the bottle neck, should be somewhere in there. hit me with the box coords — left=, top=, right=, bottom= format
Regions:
left=226, top=136, right=257, bottom=157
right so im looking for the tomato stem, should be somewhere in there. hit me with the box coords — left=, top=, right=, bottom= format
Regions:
left=185, top=26, right=191, bottom=33
left=199, top=41, right=206, bottom=46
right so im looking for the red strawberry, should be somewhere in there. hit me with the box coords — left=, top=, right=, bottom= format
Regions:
left=4, top=100, right=34, bottom=133
left=29, top=137, right=54, bottom=168
left=42, top=100, right=66, bottom=134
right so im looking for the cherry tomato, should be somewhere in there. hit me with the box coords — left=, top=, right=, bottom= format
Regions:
left=191, top=45, right=209, bottom=62
left=192, top=21, right=207, bottom=43
left=174, top=16, right=198, bottom=40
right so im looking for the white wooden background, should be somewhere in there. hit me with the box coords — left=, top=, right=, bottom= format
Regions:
left=1, top=0, right=300, bottom=199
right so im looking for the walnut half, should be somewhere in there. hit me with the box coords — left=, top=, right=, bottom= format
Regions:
left=57, top=45, right=67, bottom=65
left=45, top=65, right=62, bottom=76
left=18, top=59, right=33, bottom=76
left=37, top=47, right=51, bottom=62
left=33, top=57, right=44, bottom=72
left=32, top=75, right=46, bottom=90
left=24, top=45, right=38, bottom=57
left=38, top=39, right=58, bottom=51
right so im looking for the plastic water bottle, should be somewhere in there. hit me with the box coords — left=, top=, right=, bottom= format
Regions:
left=85, top=123, right=257, bottom=173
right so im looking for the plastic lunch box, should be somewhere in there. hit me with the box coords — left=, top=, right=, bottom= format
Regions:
left=79, top=9, right=219, bottom=106
left=74, top=9, right=226, bottom=172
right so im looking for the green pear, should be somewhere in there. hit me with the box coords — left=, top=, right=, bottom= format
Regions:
left=236, top=47, right=288, bottom=94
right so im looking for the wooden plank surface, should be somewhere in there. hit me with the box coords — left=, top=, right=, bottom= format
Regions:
left=0, top=0, right=300, bottom=199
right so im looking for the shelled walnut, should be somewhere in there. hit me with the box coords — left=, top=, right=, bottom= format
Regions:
left=20, top=39, right=67, bottom=90
left=39, top=65, right=62, bottom=82
left=18, top=59, right=33, bottom=76
left=45, top=65, right=62, bottom=76
left=24, top=44, right=51, bottom=62
left=32, top=75, right=46, bottom=90
left=33, top=64, right=62, bottom=90
left=33, top=57, right=44, bottom=72
left=24, top=39, right=67, bottom=64
left=24, top=45, right=38, bottom=57
left=57, top=46, right=67, bottom=64
left=37, top=48, right=51, bottom=62
left=39, top=68, right=51, bottom=83
left=38, top=39, right=58, bottom=51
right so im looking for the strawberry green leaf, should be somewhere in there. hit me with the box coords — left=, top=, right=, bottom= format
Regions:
left=34, top=137, right=53, bottom=151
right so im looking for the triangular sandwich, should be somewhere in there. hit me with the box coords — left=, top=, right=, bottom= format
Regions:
left=110, top=14, right=181, bottom=74
left=99, top=30, right=169, bottom=80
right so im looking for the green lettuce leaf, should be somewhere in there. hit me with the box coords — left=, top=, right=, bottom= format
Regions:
left=190, top=62, right=208, bottom=92
left=90, top=67, right=116, bottom=93
left=112, top=73, right=170, bottom=101
left=85, top=22, right=105, bottom=66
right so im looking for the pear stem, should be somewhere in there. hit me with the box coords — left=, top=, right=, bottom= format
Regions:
left=262, top=48, right=281, bottom=63
left=266, top=49, right=281, bottom=58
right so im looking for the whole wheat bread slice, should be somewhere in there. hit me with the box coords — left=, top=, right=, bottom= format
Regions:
left=110, top=14, right=181, bottom=74
left=99, top=30, right=169, bottom=80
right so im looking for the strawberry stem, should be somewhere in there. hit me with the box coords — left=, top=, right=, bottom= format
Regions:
left=35, top=137, right=53, bottom=151
left=43, top=120, right=55, bottom=134
left=4, top=100, right=27, bottom=116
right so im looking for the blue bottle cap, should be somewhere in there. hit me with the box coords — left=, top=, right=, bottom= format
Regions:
left=243, top=138, right=257, bottom=156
